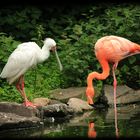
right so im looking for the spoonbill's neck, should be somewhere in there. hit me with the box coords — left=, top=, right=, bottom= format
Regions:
left=39, top=43, right=50, bottom=62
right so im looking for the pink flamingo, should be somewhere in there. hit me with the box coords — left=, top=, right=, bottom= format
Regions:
left=86, top=35, right=140, bottom=136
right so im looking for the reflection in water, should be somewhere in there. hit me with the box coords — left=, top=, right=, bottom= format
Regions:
left=88, top=122, right=97, bottom=138
left=1, top=104, right=140, bottom=138
left=113, top=74, right=119, bottom=138
left=114, top=107, right=119, bottom=138
left=114, top=92, right=119, bottom=138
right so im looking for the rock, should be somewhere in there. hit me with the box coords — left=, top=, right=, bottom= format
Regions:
left=105, top=104, right=140, bottom=121
left=0, top=112, right=42, bottom=130
left=104, top=85, right=140, bottom=106
left=49, top=99, right=63, bottom=105
left=67, top=98, right=93, bottom=113
left=33, top=98, right=50, bottom=106
left=117, top=90, right=140, bottom=105
left=68, top=111, right=93, bottom=125
left=0, top=102, right=42, bottom=130
left=0, top=102, right=39, bottom=117
left=93, top=94, right=109, bottom=109
left=1, top=85, right=139, bottom=131
left=38, top=103, right=74, bottom=118
left=49, top=87, right=86, bottom=103
left=0, top=101, right=75, bottom=130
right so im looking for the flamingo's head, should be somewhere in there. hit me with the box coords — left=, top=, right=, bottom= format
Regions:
left=86, top=87, right=95, bottom=105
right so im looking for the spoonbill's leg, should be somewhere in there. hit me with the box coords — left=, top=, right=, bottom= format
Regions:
left=16, top=76, right=26, bottom=100
left=112, top=62, right=119, bottom=137
left=16, top=75, right=36, bottom=108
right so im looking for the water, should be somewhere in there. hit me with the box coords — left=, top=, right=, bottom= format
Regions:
left=0, top=104, right=140, bottom=138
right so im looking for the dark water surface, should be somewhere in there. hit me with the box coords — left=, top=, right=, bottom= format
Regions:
left=0, top=104, right=140, bottom=138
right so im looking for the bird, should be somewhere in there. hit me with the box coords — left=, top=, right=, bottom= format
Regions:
left=0, top=38, right=63, bottom=108
left=86, top=35, right=140, bottom=137
left=86, top=35, right=140, bottom=105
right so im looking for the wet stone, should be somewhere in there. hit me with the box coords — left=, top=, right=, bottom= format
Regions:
left=38, top=103, right=74, bottom=118
left=0, top=85, right=139, bottom=130
left=0, top=102, right=39, bottom=117
left=67, top=98, right=93, bottom=113
left=104, top=85, right=140, bottom=106
left=0, top=111, right=42, bottom=130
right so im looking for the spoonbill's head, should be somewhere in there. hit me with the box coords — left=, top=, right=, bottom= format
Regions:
left=44, top=38, right=63, bottom=71
left=44, top=38, right=56, bottom=51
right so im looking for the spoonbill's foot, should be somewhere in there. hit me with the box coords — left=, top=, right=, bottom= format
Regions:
left=23, top=101, right=37, bottom=108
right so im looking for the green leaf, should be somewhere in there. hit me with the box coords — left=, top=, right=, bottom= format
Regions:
left=73, top=24, right=83, bottom=35
left=121, top=65, right=130, bottom=72
left=128, top=56, right=136, bottom=64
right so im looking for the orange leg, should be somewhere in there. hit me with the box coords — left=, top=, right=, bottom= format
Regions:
left=16, top=75, right=36, bottom=108
left=112, top=63, right=119, bottom=137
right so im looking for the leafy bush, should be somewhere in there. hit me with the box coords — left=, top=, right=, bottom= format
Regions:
left=0, top=6, right=43, bottom=41
left=0, top=3, right=140, bottom=103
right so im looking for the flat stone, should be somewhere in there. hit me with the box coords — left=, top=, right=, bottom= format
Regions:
left=49, top=99, right=62, bottom=105
left=33, top=98, right=50, bottom=106
left=0, top=102, right=42, bottom=130
left=105, top=103, right=140, bottom=121
left=67, top=98, right=93, bottom=113
left=49, top=87, right=86, bottom=103
left=0, top=112, right=41, bottom=130
left=39, top=103, right=74, bottom=118
left=0, top=101, right=75, bottom=130
left=104, top=85, right=140, bottom=106
left=0, top=102, right=39, bottom=117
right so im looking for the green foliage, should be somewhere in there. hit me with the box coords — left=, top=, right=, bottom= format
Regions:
left=0, top=33, right=20, bottom=64
left=0, top=3, right=140, bottom=103
left=0, top=6, right=42, bottom=41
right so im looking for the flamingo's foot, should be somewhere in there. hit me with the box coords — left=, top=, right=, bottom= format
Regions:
left=23, top=101, right=37, bottom=108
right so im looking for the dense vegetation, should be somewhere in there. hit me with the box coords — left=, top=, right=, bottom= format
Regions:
left=0, top=2, right=140, bottom=103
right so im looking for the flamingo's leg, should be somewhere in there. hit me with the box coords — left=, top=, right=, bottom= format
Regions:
left=112, top=62, right=119, bottom=137
left=16, top=75, right=36, bottom=108
left=113, top=62, right=118, bottom=88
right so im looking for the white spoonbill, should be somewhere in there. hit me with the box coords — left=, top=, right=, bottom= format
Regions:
left=0, top=38, right=63, bottom=108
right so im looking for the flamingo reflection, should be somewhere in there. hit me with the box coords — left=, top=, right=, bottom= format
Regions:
left=88, top=122, right=97, bottom=138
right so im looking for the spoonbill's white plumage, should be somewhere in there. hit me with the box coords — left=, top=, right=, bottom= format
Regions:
left=0, top=38, right=63, bottom=108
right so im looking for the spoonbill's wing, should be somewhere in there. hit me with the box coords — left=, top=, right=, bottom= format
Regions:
left=0, top=42, right=40, bottom=84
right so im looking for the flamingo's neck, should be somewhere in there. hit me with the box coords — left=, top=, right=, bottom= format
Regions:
left=87, top=59, right=110, bottom=87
